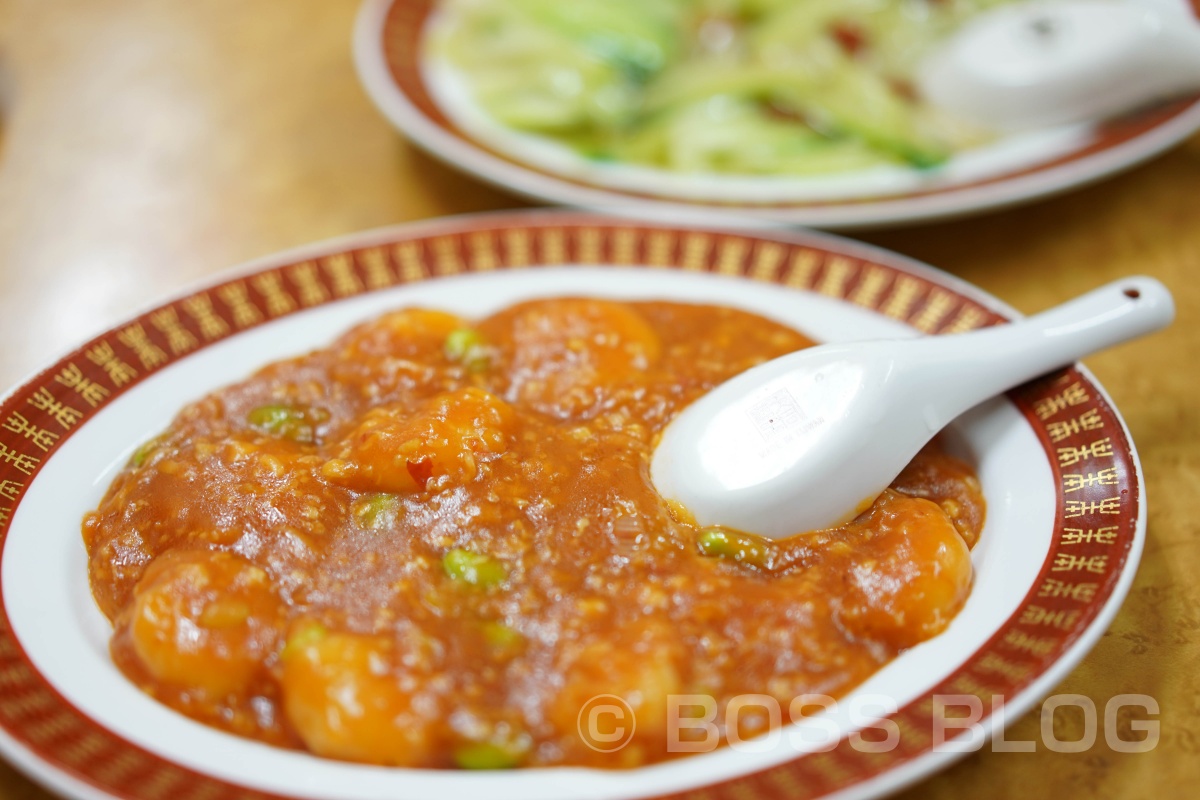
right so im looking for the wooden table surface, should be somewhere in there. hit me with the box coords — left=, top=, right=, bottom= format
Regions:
left=0, top=1, right=1196, bottom=798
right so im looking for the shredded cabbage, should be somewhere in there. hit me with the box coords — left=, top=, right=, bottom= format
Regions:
left=433, top=0, right=1017, bottom=174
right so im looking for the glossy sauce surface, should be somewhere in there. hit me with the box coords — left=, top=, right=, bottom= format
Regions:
left=83, top=298, right=983, bottom=768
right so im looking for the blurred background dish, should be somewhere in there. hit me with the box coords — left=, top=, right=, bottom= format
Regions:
left=355, top=0, right=1200, bottom=228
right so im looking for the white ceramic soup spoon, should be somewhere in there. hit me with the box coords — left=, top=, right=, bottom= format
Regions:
left=916, top=0, right=1200, bottom=132
left=651, top=276, right=1174, bottom=539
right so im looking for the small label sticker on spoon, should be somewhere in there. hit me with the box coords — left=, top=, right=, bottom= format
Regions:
left=747, top=389, right=807, bottom=441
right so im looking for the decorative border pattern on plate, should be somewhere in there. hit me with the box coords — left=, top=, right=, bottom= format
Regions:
left=0, top=215, right=1140, bottom=800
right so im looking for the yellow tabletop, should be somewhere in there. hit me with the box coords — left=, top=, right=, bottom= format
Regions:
left=0, top=1, right=1196, bottom=798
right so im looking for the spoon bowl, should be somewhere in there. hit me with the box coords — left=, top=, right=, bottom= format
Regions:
left=917, top=0, right=1200, bottom=132
left=651, top=276, right=1174, bottom=539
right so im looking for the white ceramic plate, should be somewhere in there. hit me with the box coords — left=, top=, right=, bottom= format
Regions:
left=0, top=212, right=1145, bottom=800
left=353, top=0, right=1200, bottom=229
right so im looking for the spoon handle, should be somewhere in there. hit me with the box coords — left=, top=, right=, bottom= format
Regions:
left=910, top=276, right=1174, bottom=428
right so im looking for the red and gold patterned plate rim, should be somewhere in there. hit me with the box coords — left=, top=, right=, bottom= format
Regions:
left=0, top=212, right=1144, bottom=800
left=353, top=0, right=1200, bottom=229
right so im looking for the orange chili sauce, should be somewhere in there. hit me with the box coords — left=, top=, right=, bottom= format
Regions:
left=83, top=298, right=983, bottom=768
